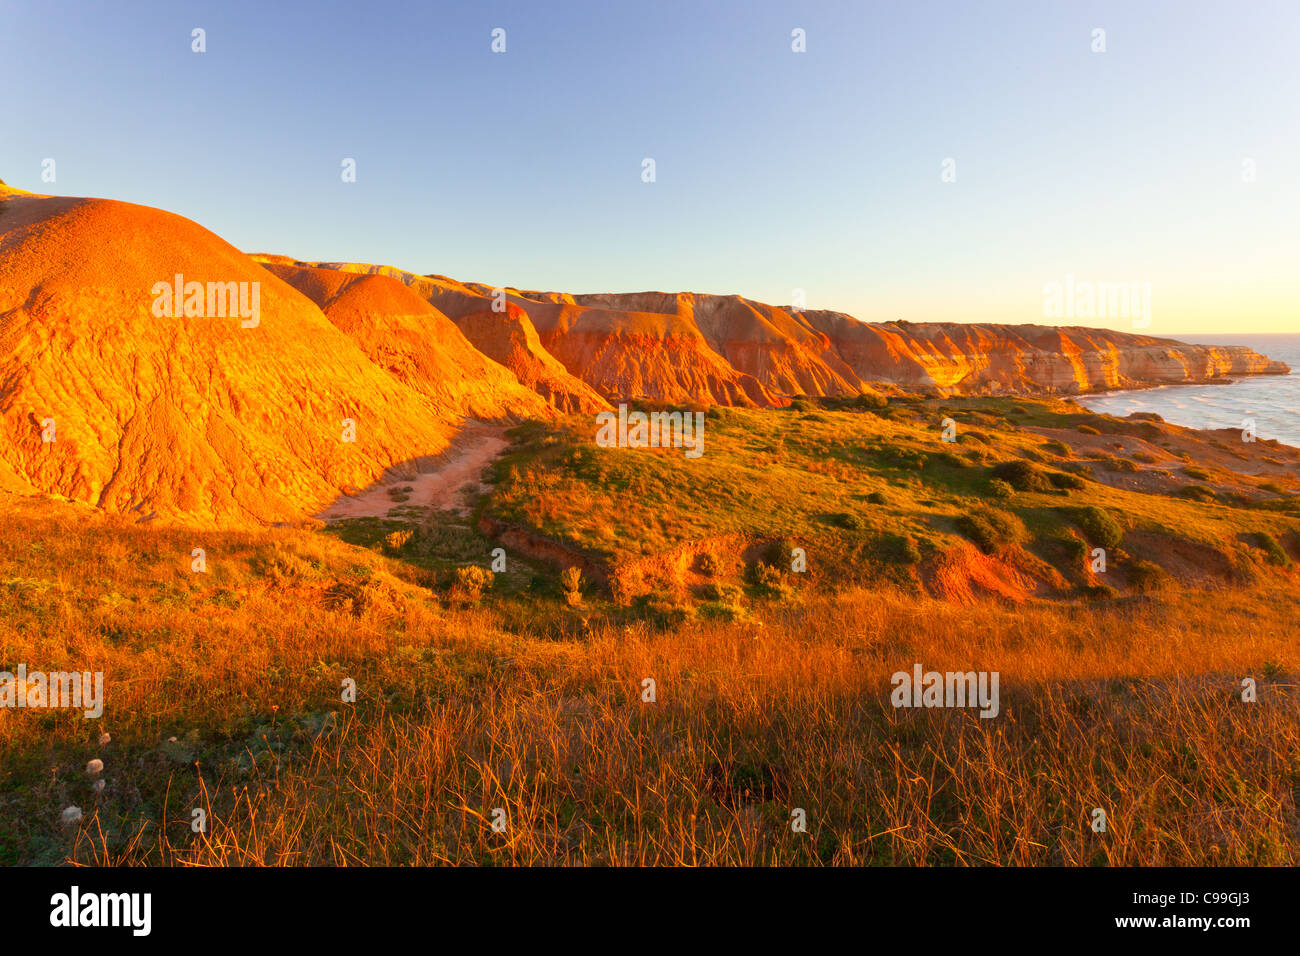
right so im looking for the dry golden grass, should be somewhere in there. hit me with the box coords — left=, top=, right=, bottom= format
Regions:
left=1, top=496, right=1296, bottom=866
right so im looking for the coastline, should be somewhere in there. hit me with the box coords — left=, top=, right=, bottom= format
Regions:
left=1074, top=362, right=1300, bottom=450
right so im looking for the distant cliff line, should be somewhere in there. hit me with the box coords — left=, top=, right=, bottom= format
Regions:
left=267, top=258, right=1289, bottom=405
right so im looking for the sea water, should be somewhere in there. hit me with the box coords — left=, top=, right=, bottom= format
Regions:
left=1076, top=334, right=1300, bottom=448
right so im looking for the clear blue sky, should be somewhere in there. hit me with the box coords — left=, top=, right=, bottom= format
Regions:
left=2, top=0, right=1297, bottom=332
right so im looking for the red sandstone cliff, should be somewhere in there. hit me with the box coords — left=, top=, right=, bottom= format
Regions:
left=288, top=264, right=1286, bottom=405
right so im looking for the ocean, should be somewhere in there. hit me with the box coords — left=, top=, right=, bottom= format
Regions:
left=1076, top=334, right=1300, bottom=448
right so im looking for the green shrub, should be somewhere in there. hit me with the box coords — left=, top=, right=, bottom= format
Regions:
left=448, top=565, right=494, bottom=603
left=749, top=561, right=784, bottom=591
left=1082, top=582, right=1119, bottom=600
left=383, top=529, right=414, bottom=553
left=831, top=512, right=864, bottom=531
left=698, top=601, right=744, bottom=622
left=1051, top=531, right=1088, bottom=564
left=1047, top=471, right=1085, bottom=491
left=866, top=490, right=888, bottom=505
left=1103, top=456, right=1141, bottom=473
left=881, top=446, right=929, bottom=470
left=702, top=582, right=744, bottom=604
left=929, top=451, right=968, bottom=469
left=1254, top=532, right=1291, bottom=567
left=1127, top=559, right=1171, bottom=593
left=1071, top=505, right=1123, bottom=549
left=561, top=566, right=583, bottom=593
left=1177, top=485, right=1217, bottom=503
left=880, top=533, right=922, bottom=565
left=955, top=506, right=1025, bottom=554
left=1076, top=424, right=1100, bottom=435
left=987, top=478, right=1015, bottom=500
left=634, top=594, right=694, bottom=627
left=767, top=538, right=801, bottom=568
left=854, top=392, right=887, bottom=410
left=560, top=566, right=584, bottom=605
left=991, top=460, right=1051, bottom=492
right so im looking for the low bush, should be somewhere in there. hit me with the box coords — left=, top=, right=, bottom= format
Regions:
left=749, top=561, right=785, bottom=595
left=1081, top=582, right=1119, bottom=600
left=987, top=478, right=1015, bottom=500
left=699, top=552, right=725, bottom=577
left=561, top=566, right=584, bottom=605
left=929, top=451, right=968, bottom=469
left=447, top=565, right=494, bottom=604
left=1051, top=531, right=1088, bottom=564
left=383, top=529, right=414, bottom=553
left=1127, top=559, right=1171, bottom=593
left=831, top=512, right=865, bottom=531
left=767, top=538, right=801, bottom=568
left=701, top=582, right=744, bottom=604
left=1070, top=505, right=1123, bottom=549
left=1047, top=471, right=1086, bottom=491
left=880, top=533, right=922, bottom=565
left=991, top=460, right=1051, bottom=492
left=1254, top=531, right=1291, bottom=567
left=854, top=392, right=888, bottom=410
left=634, top=594, right=695, bottom=627
left=955, top=505, right=1025, bottom=554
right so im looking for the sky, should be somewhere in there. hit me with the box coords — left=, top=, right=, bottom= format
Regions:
left=1, top=0, right=1297, bottom=334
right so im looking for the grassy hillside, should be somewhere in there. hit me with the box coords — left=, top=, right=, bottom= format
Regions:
left=481, top=396, right=1300, bottom=608
left=2, top=428, right=1298, bottom=864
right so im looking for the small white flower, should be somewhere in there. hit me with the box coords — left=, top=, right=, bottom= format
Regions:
left=98, top=732, right=111, bottom=746
left=61, top=806, right=83, bottom=826
left=93, top=780, right=106, bottom=793
left=86, top=759, right=104, bottom=775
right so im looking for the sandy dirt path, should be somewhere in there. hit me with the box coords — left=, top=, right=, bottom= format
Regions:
left=317, top=424, right=509, bottom=521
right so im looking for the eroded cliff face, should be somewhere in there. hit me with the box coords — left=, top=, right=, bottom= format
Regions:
left=520, top=290, right=1290, bottom=399
left=447, top=304, right=611, bottom=414
left=273, top=260, right=1289, bottom=408
left=0, top=194, right=477, bottom=525
left=284, top=262, right=783, bottom=407
left=802, top=320, right=1289, bottom=393
left=261, top=262, right=554, bottom=421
